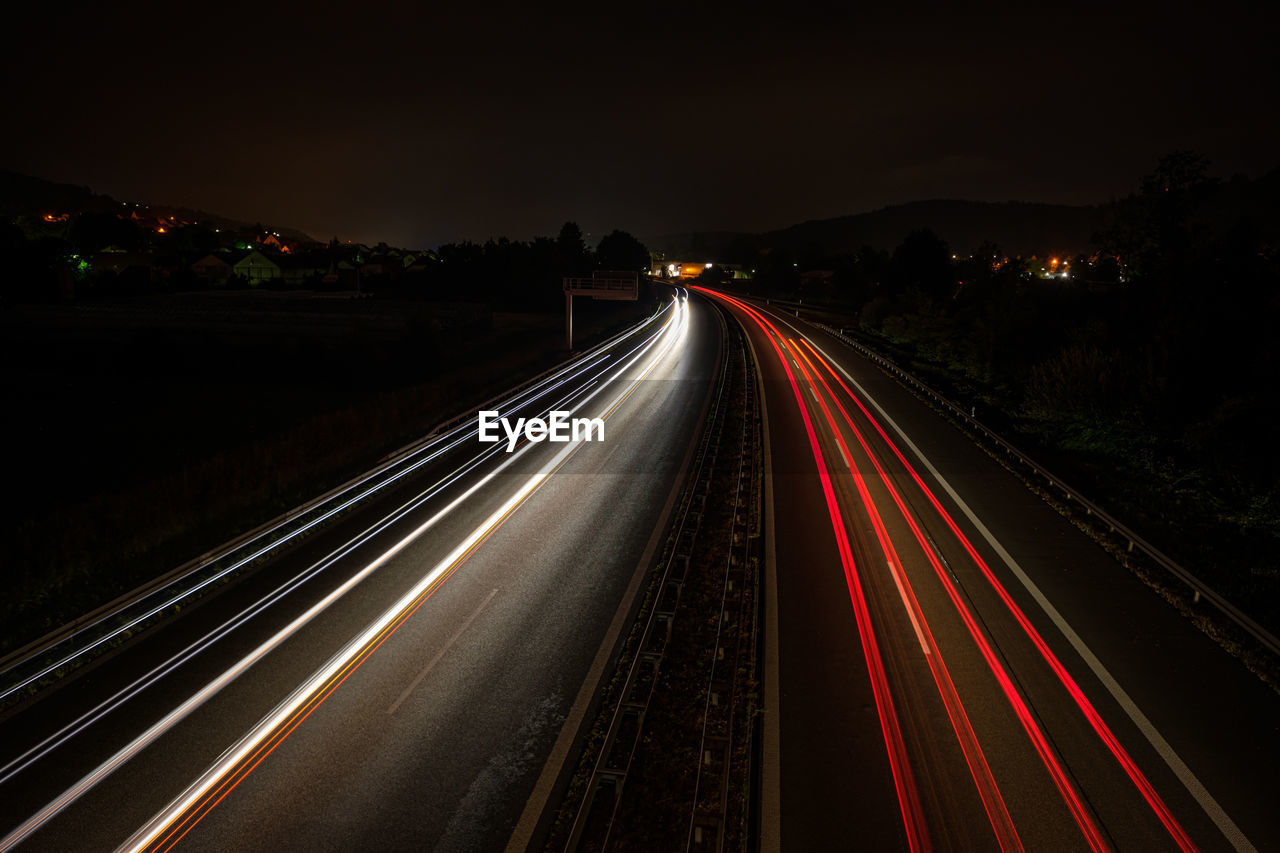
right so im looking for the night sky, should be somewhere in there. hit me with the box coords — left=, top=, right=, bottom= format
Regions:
left=4, top=1, right=1277, bottom=248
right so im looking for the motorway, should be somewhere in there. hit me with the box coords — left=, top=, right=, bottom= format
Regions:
left=4, top=282, right=1278, bottom=853
left=698, top=287, right=1280, bottom=853
left=0, top=290, right=722, bottom=852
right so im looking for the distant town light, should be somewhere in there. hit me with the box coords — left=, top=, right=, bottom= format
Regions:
left=705, top=262, right=713, bottom=268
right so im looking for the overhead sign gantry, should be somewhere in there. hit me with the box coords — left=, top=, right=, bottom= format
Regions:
left=562, top=270, right=639, bottom=349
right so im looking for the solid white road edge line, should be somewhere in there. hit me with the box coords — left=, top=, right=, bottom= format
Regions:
left=385, top=587, right=500, bottom=716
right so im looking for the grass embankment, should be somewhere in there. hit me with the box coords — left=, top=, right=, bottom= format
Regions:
left=0, top=293, right=653, bottom=658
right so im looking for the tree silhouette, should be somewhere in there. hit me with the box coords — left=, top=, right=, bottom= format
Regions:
left=557, top=221, right=591, bottom=274
left=889, top=228, right=953, bottom=302
left=595, top=229, right=650, bottom=272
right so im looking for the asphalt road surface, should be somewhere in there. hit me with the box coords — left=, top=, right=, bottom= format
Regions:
left=0, top=291, right=722, bottom=852
left=700, top=287, right=1280, bottom=853
left=6, top=283, right=1277, bottom=853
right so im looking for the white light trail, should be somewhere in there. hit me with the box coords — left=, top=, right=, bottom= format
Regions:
left=0, top=298, right=687, bottom=852
left=0, top=304, right=677, bottom=783
left=0, top=317, right=638, bottom=706
left=0, top=315, right=649, bottom=787
left=118, top=298, right=685, bottom=853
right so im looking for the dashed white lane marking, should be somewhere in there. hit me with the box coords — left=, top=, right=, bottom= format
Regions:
left=387, top=588, right=500, bottom=715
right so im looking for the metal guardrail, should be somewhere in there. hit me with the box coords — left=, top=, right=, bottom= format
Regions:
left=0, top=302, right=669, bottom=702
left=685, top=329, right=761, bottom=852
left=809, top=320, right=1280, bottom=659
left=563, top=277, right=638, bottom=294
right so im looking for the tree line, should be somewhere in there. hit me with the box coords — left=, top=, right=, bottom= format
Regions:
left=1, top=211, right=652, bottom=310
left=425, top=222, right=650, bottom=311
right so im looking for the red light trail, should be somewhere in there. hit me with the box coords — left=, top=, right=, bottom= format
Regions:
left=692, top=286, right=931, bottom=852
left=696, top=285, right=1203, bottom=852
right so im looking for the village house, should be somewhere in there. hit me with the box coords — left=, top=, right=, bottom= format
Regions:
left=257, top=232, right=293, bottom=253
left=191, top=253, right=232, bottom=283
left=232, top=249, right=281, bottom=285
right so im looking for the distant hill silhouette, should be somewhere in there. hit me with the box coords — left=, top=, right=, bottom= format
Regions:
left=0, top=170, right=316, bottom=243
left=651, top=171, right=1280, bottom=260
left=0, top=171, right=119, bottom=219
left=650, top=200, right=1105, bottom=259
left=764, top=199, right=1103, bottom=256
